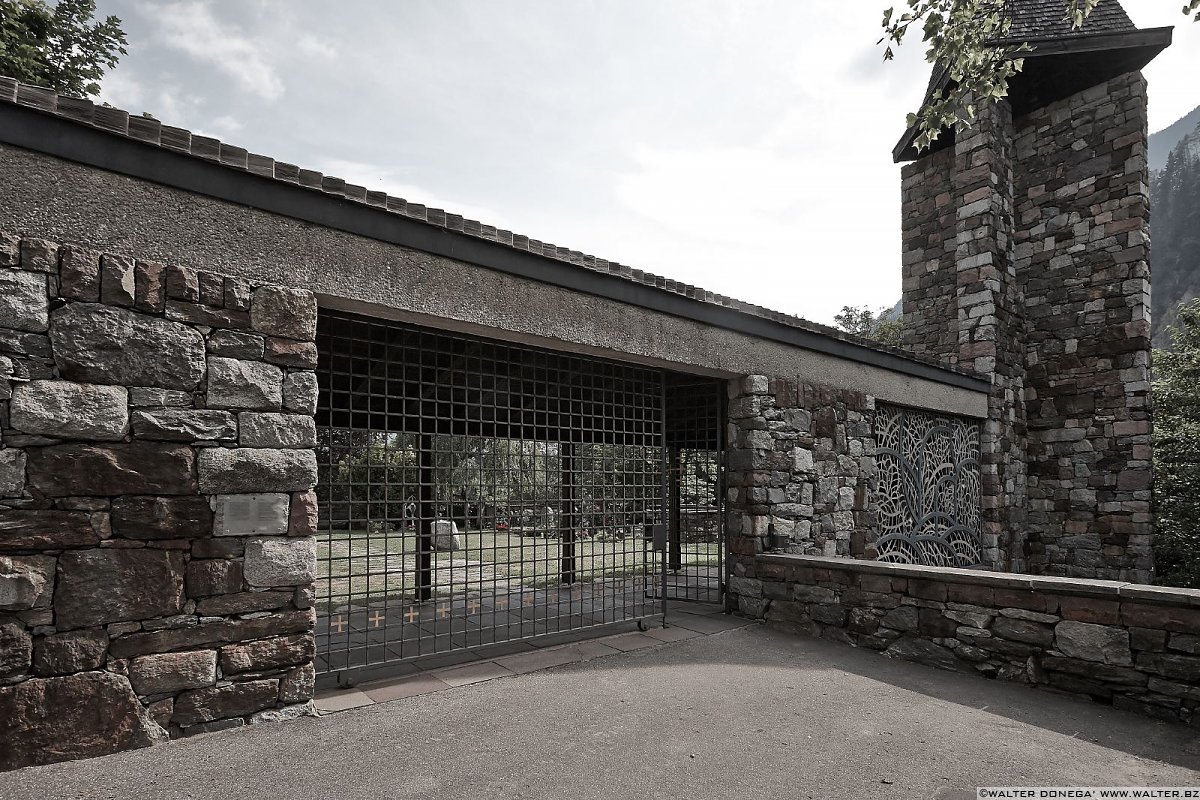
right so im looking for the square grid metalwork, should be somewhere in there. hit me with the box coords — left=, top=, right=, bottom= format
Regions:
left=315, top=310, right=720, bottom=677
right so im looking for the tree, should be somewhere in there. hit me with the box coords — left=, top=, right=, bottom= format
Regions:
left=1153, top=299, right=1200, bottom=589
left=0, top=0, right=126, bottom=97
left=833, top=304, right=903, bottom=347
left=880, top=0, right=1200, bottom=152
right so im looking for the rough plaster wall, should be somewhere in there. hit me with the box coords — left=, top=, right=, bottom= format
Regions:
left=0, top=143, right=987, bottom=419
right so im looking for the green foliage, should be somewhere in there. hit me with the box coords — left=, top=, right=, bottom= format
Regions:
left=1153, top=300, right=1200, bottom=588
left=833, top=304, right=903, bottom=347
left=880, top=0, right=1199, bottom=152
left=0, top=0, right=126, bottom=97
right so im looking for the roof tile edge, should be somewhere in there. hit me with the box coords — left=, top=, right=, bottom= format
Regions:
left=0, top=74, right=985, bottom=382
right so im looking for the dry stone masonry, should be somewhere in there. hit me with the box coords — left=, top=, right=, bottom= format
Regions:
left=732, top=553, right=1200, bottom=728
left=725, top=375, right=986, bottom=607
left=900, top=72, right=1153, bottom=582
left=0, top=233, right=318, bottom=771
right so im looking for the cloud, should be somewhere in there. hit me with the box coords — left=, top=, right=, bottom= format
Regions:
left=297, top=34, right=336, bottom=60
left=98, top=67, right=204, bottom=124
left=149, top=1, right=286, bottom=101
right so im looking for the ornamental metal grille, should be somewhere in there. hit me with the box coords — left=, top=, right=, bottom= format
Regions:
left=873, top=404, right=983, bottom=567
left=315, top=309, right=723, bottom=681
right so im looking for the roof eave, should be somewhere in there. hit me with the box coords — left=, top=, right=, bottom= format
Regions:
left=892, top=26, right=1174, bottom=164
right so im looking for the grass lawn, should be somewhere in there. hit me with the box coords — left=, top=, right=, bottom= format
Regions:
left=317, top=527, right=720, bottom=605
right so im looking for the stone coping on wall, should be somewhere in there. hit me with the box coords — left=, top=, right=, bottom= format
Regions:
left=756, top=554, right=1200, bottom=608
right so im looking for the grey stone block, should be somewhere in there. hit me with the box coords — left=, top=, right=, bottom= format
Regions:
left=10, top=381, right=129, bottom=441
left=54, top=549, right=186, bottom=630
left=206, top=357, right=283, bottom=410
left=32, top=629, right=108, bottom=676
left=0, top=449, right=26, bottom=497
left=243, top=536, right=316, bottom=587
left=1055, top=620, right=1132, bottom=665
left=128, top=387, right=193, bottom=407
left=198, top=448, right=317, bottom=494
left=50, top=304, right=205, bottom=389
left=131, top=408, right=236, bottom=442
left=250, top=286, right=317, bottom=341
left=282, top=372, right=318, bottom=415
left=0, top=270, right=48, bottom=332
left=207, top=329, right=265, bottom=360
left=0, top=554, right=55, bottom=611
left=238, top=412, right=316, bottom=449
left=129, top=650, right=217, bottom=696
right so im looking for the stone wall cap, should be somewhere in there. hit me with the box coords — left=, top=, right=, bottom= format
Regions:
left=756, top=553, right=1200, bottom=604
left=1118, top=583, right=1200, bottom=608
left=0, top=75, right=991, bottom=389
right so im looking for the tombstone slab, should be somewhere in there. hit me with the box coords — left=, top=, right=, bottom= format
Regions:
left=432, top=519, right=463, bottom=551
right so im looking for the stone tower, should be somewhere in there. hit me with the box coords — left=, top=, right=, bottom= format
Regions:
left=896, top=1, right=1172, bottom=582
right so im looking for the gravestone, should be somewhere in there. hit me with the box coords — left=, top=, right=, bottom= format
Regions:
left=432, top=520, right=462, bottom=551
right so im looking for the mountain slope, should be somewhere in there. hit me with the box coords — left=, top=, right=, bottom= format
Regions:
left=1150, top=105, right=1200, bottom=172
left=1150, top=122, right=1200, bottom=348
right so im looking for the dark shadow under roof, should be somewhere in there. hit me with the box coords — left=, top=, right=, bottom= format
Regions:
left=893, top=0, right=1171, bottom=162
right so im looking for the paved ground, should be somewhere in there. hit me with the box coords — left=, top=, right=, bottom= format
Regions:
left=7, top=616, right=1199, bottom=800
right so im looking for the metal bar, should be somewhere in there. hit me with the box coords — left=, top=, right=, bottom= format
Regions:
left=560, top=442, right=576, bottom=585
left=417, top=433, right=434, bottom=603
left=668, top=444, right=682, bottom=572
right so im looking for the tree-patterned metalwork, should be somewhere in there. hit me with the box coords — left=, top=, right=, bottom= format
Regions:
left=873, top=405, right=982, bottom=567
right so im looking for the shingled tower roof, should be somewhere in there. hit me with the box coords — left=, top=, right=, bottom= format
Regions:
left=894, top=0, right=1171, bottom=161
left=1004, top=0, right=1135, bottom=39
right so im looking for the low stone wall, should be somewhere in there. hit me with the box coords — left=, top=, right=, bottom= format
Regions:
left=731, top=553, right=1200, bottom=727
left=0, top=232, right=319, bottom=770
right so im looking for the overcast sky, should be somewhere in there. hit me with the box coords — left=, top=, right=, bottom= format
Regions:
left=94, top=1, right=1199, bottom=325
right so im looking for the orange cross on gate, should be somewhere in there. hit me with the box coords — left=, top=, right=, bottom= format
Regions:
left=494, top=597, right=508, bottom=610
left=467, top=599, right=481, bottom=614
left=368, top=610, right=385, bottom=628
left=403, top=606, right=420, bottom=623
left=329, top=615, right=348, bottom=633
left=436, top=602, right=450, bottom=619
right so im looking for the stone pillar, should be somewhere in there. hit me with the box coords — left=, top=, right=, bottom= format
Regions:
left=1012, top=72, right=1153, bottom=581
left=899, top=72, right=1154, bottom=581
left=724, top=375, right=876, bottom=615
left=901, top=99, right=1027, bottom=571
left=0, top=233, right=319, bottom=771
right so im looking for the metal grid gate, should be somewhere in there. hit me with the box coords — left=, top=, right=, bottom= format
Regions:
left=314, top=310, right=722, bottom=679
left=659, top=376, right=725, bottom=603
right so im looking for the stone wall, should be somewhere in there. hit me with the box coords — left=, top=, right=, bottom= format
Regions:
left=731, top=553, right=1200, bottom=727
left=1013, top=72, right=1153, bottom=580
left=899, top=71, right=1152, bottom=581
left=0, top=232, right=319, bottom=771
left=725, top=374, right=986, bottom=601
left=725, top=375, right=877, bottom=593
